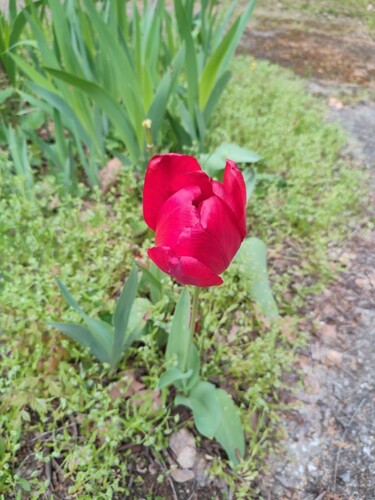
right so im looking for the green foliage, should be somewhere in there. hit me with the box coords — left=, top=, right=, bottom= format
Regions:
left=0, top=52, right=367, bottom=496
left=4, top=0, right=256, bottom=192
left=212, top=57, right=365, bottom=256
left=0, top=0, right=44, bottom=85
left=200, top=141, right=261, bottom=177
left=50, top=268, right=149, bottom=369
left=159, top=288, right=245, bottom=467
left=262, top=0, right=375, bottom=34
left=170, top=0, right=256, bottom=150
left=235, top=237, right=279, bottom=321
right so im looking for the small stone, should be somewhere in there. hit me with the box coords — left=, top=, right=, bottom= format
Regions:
left=169, top=429, right=196, bottom=456
left=340, top=470, right=351, bottom=483
left=170, top=468, right=195, bottom=483
left=176, top=446, right=197, bottom=469
left=193, top=454, right=210, bottom=487
left=318, top=323, right=337, bottom=345
left=326, top=350, right=343, bottom=366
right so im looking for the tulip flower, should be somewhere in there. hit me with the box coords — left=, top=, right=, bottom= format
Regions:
left=143, top=154, right=247, bottom=287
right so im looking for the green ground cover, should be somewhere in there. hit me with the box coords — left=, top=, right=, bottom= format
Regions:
left=257, top=0, right=375, bottom=33
left=0, top=52, right=366, bottom=497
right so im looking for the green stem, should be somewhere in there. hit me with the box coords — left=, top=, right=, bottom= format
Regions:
left=182, top=286, right=200, bottom=375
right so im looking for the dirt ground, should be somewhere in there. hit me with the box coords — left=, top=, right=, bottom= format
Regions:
left=245, top=5, right=375, bottom=500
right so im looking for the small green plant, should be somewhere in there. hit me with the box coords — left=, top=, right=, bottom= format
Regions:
left=50, top=268, right=151, bottom=370
left=168, top=0, right=257, bottom=151
left=0, top=0, right=45, bottom=85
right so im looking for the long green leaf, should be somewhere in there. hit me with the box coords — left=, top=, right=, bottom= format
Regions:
left=158, top=367, right=193, bottom=389
left=165, top=288, right=191, bottom=370
left=175, top=380, right=221, bottom=437
left=147, top=45, right=185, bottom=143
left=49, top=322, right=109, bottom=363
left=112, top=267, right=138, bottom=360
left=235, top=237, right=279, bottom=321
left=173, top=0, right=199, bottom=114
left=122, top=297, right=150, bottom=346
left=44, top=67, right=140, bottom=162
left=55, top=278, right=113, bottom=354
left=213, top=389, right=245, bottom=467
left=199, top=0, right=256, bottom=110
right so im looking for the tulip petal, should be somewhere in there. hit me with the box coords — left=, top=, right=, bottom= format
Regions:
left=223, top=160, right=247, bottom=237
left=213, top=160, right=247, bottom=238
left=174, top=224, right=228, bottom=275
left=143, top=154, right=210, bottom=230
left=148, top=246, right=223, bottom=287
left=155, top=186, right=200, bottom=247
left=199, top=195, right=243, bottom=270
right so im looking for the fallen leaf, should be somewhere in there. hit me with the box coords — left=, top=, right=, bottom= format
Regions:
left=109, top=370, right=145, bottom=401
left=326, top=350, right=343, bottom=366
left=100, top=158, right=122, bottom=193
left=328, top=97, right=344, bottom=109
left=317, top=323, right=337, bottom=345
left=170, top=468, right=195, bottom=483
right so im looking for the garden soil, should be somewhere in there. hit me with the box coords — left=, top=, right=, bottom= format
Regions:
left=244, top=5, right=375, bottom=500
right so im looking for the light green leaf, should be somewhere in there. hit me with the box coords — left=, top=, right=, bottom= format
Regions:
left=55, top=278, right=113, bottom=353
left=215, top=143, right=261, bottom=164
left=184, top=344, right=201, bottom=391
left=165, top=288, right=191, bottom=370
left=158, top=367, right=193, bottom=389
left=113, top=267, right=138, bottom=359
left=0, top=435, right=5, bottom=459
left=44, top=67, right=140, bottom=162
left=55, top=278, right=85, bottom=315
left=213, top=389, right=245, bottom=467
left=0, top=87, right=13, bottom=104
left=175, top=380, right=221, bottom=438
left=125, top=297, right=151, bottom=345
left=235, top=238, right=279, bottom=321
left=202, top=143, right=261, bottom=176
left=49, top=322, right=109, bottom=363
left=173, top=0, right=199, bottom=113
left=199, top=17, right=240, bottom=111
left=243, top=167, right=257, bottom=201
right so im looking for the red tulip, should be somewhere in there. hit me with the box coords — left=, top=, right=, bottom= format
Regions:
left=143, top=154, right=247, bottom=287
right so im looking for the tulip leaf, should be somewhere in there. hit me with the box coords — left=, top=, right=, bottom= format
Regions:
left=158, top=367, right=193, bottom=389
left=175, top=381, right=221, bottom=438
left=125, top=297, right=151, bottom=346
left=184, top=344, right=201, bottom=390
left=55, top=278, right=113, bottom=357
left=212, top=389, right=245, bottom=467
left=49, top=322, right=109, bottom=363
left=55, top=277, right=84, bottom=315
left=201, top=142, right=261, bottom=177
left=235, top=237, right=279, bottom=321
left=112, top=267, right=139, bottom=363
left=214, top=142, right=261, bottom=165
left=166, top=288, right=191, bottom=370
left=243, top=167, right=257, bottom=202
left=138, top=263, right=163, bottom=304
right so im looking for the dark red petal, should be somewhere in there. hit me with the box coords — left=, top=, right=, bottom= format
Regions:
left=148, top=246, right=223, bottom=287
left=199, top=195, right=243, bottom=269
left=212, top=160, right=247, bottom=238
left=143, top=154, right=203, bottom=231
left=155, top=186, right=200, bottom=247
